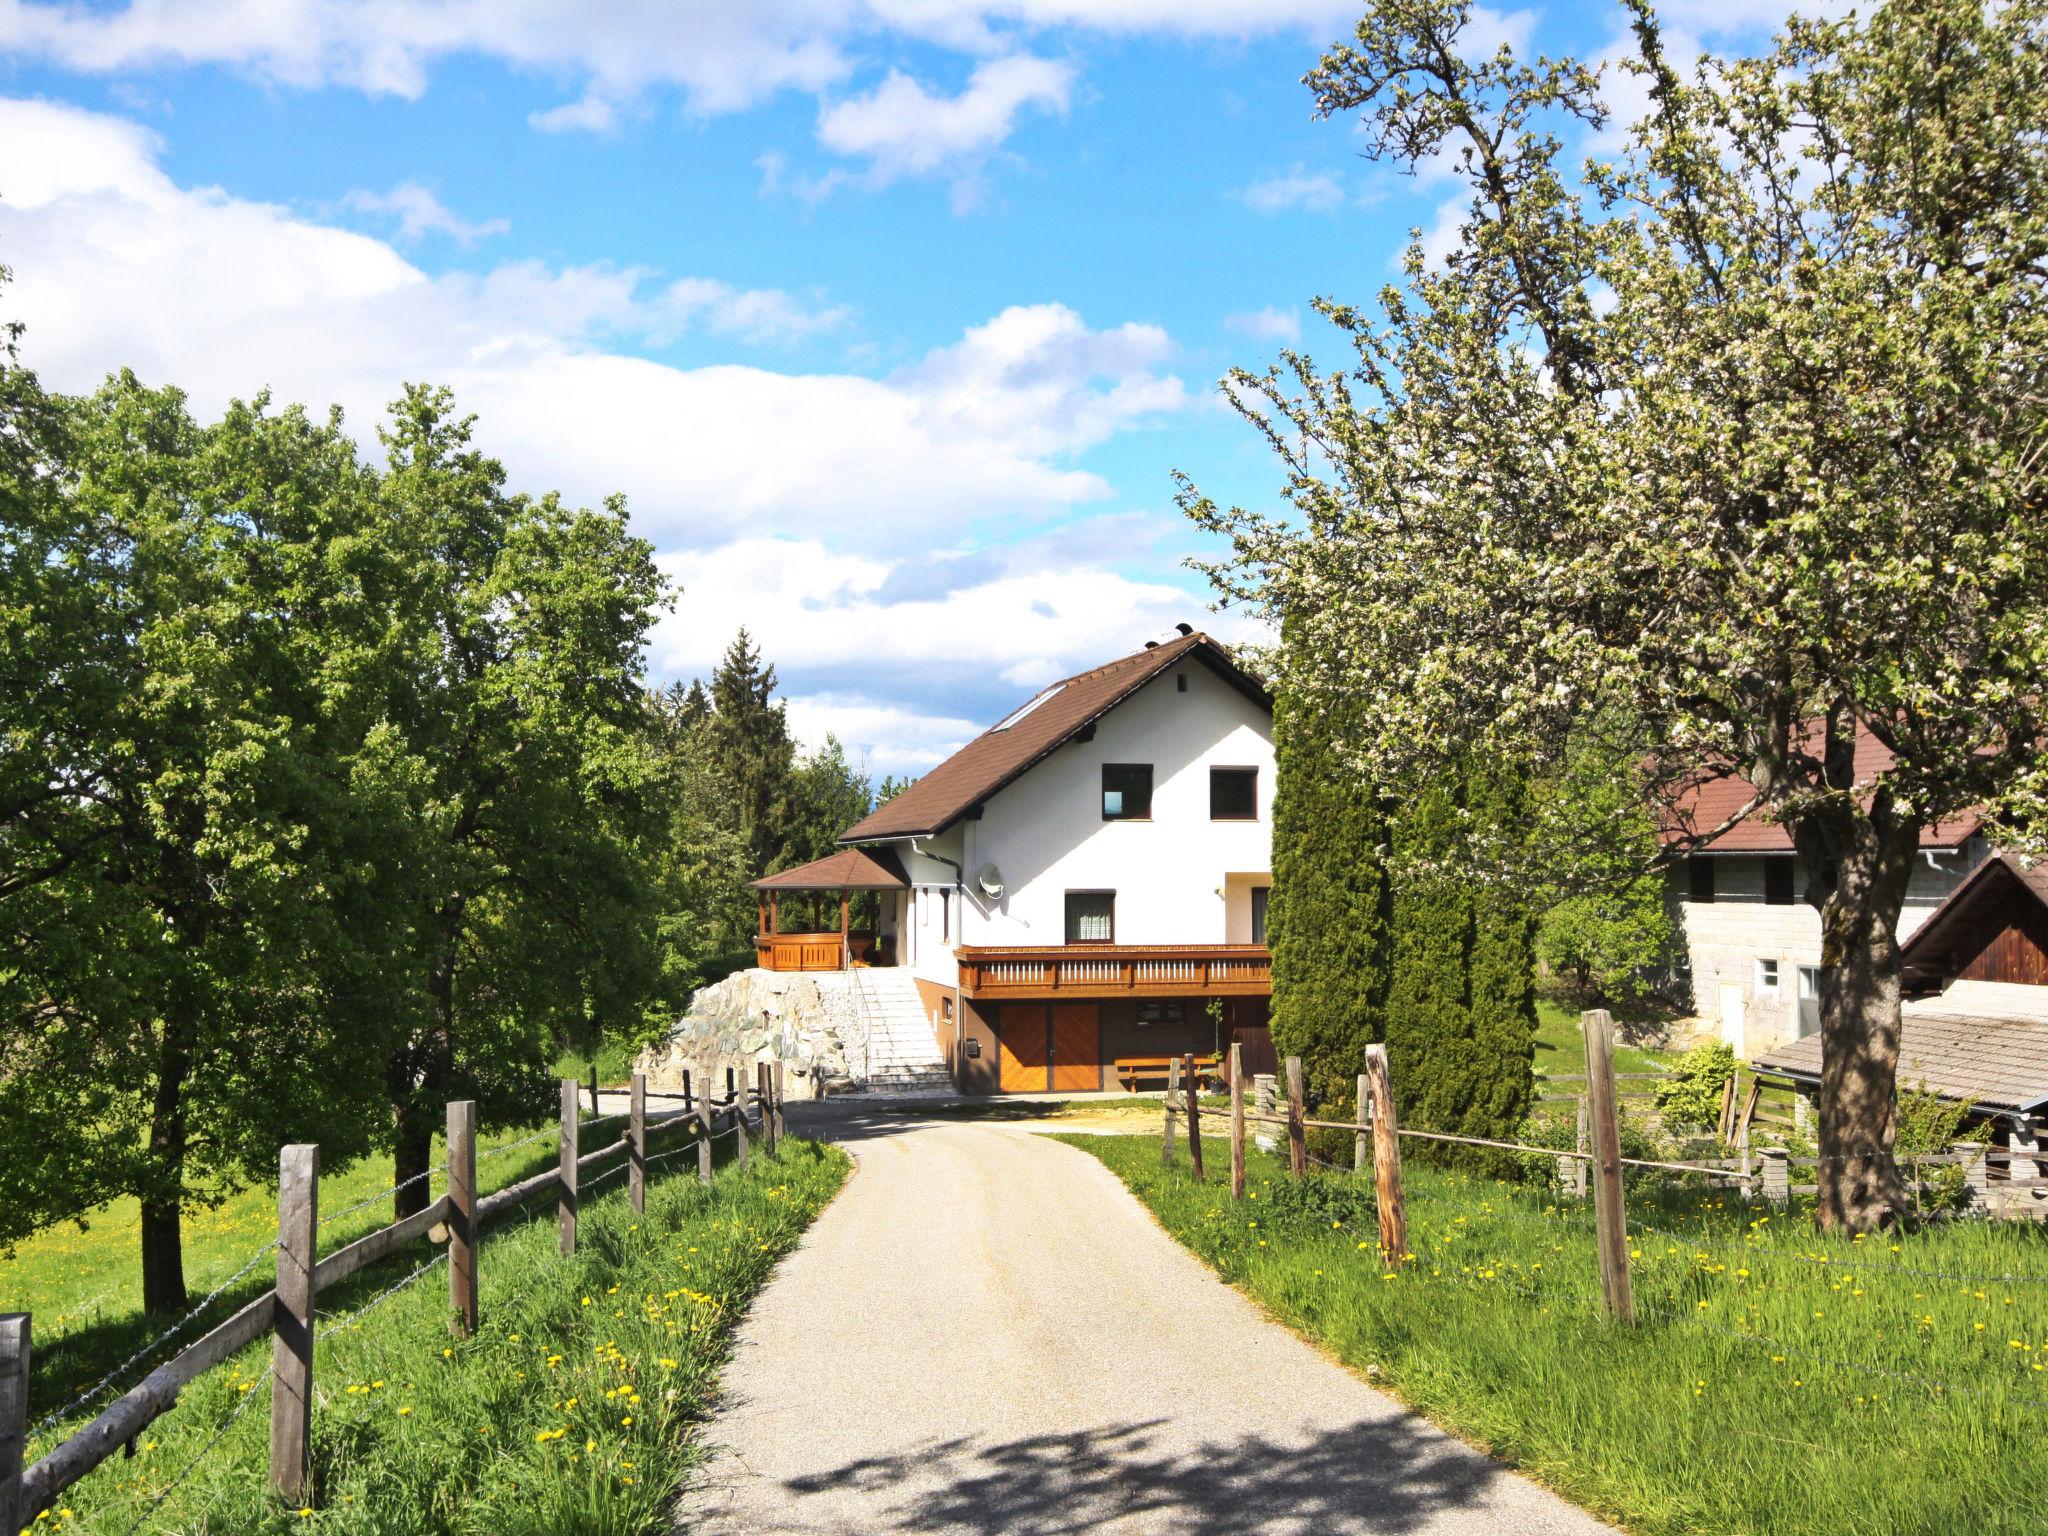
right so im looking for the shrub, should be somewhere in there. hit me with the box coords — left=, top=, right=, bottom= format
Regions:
left=1654, top=1042, right=1735, bottom=1129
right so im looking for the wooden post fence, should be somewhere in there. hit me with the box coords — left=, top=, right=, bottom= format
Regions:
left=269, top=1143, right=317, bottom=1502
left=629, top=1073, right=647, bottom=1214
left=447, top=1100, right=478, bottom=1338
left=696, top=1103, right=715, bottom=1186
left=773, top=1060, right=787, bottom=1143
left=1229, top=1041, right=1246, bottom=1200
left=559, top=1078, right=579, bottom=1258
left=681, top=1068, right=694, bottom=1114
left=1, top=1313, right=27, bottom=1536
left=1184, top=1053, right=1204, bottom=1180
left=733, top=1067, right=750, bottom=1170
left=1253, top=1073, right=1277, bottom=1153
left=1285, top=1056, right=1307, bottom=1178
left=1162, top=1056, right=1181, bottom=1168
left=1582, top=1009, right=1635, bottom=1324
left=1363, top=1044, right=1406, bottom=1262
left=759, top=1063, right=777, bottom=1155
left=1355, top=1072, right=1370, bottom=1172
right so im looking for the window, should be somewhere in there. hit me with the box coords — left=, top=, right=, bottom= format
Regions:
left=1101, top=764, right=1153, bottom=820
left=1764, top=858, right=1795, bottom=906
left=1210, top=766, right=1258, bottom=821
left=1136, top=1001, right=1185, bottom=1024
left=1756, top=958, right=1781, bottom=998
left=940, top=890, right=950, bottom=942
left=1687, top=857, right=1716, bottom=903
left=1796, top=965, right=1820, bottom=1038
left=991, top=684, right=1064, bottom=732
left=1251, top=886, right=1270, bottom=945
left=1176, top=673, right=1187, bottom=693
left=1065, top=891, right=1115, bottom=943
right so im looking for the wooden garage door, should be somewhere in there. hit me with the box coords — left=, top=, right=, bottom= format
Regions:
left=1049, top=1003, right=1101, bottom=1092
left=998, top=1005, right=1050, bottom=1092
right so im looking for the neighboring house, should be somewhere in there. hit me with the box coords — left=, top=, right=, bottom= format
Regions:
left=1660, top=726, right=1990, bottom=1058
left=1755, top=851, right=2048, bottom=1205
left=751, top=628, right=1274, bottom=1094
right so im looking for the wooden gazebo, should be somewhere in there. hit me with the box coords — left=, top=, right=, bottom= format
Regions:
left=749, top=846, right=908, bottom=972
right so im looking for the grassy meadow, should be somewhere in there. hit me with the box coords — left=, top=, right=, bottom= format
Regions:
left=5, top=1121, right=848, bottom=1535
left=1073, top=1132, right=2048, bottom=1536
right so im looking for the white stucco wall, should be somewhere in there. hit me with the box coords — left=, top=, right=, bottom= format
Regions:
left=1673, top=838, right=1989, bottom=1057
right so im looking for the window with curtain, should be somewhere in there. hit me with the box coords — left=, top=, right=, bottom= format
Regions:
left=1065, top=891, right=1115, bottom=943
left=1251, top=886, right=1269, bottom=945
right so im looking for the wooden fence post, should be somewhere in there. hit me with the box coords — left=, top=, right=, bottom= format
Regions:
left=1253, top=1073, right=1277, bottom=1153
left=1162, top=1056, right=1180, bottom=1168
left=733, top=1067, right=750, bottom=1170
left=682, top=1067, right=694, bottom=1114
left=559, top=1079, right=579, bottom=1258
left=1284, top=1056, right=1307, bottom=1178
left=1184, top=1053, right=1204, bottom=1180
left=0, top=1312, right=27, bottom=1536
left=447, top=1100, right=478, bottom=1338
left=629, top=1073, right=647, bottom=1214
left=1355, top=1072, right=1370, bottom=1172
left=1363, top=1044, right=1406, bottom=1261
left=759, top=1063, right=777, bottom=1155
left=1582, top=1009, right=1635, bottom=1324
left=270, top=1143, right=318, bottom=1503
left=773, top=1060, right=787, bottom=1143
left=1760, top=1146, right=1790, bottom=1208
left=726, top=1065, right=737, bottom=1115
left=696, top=1105, right=714, bottom=1186
left=1229, top=1042, right=1246, bottom=1200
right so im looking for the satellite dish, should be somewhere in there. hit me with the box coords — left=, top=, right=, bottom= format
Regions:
left=976, top=862, right=1005, bottom=900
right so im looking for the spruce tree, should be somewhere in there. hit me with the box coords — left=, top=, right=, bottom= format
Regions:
left=1266, top=686, right=1388, bottom=1107
left=705, top=628, right=796, bottom=878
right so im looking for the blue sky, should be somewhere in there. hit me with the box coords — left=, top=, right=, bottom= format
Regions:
left=0, top=0, right=1799, bottom=775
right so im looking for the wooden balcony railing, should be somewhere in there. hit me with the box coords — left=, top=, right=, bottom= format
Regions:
left=756, top=931, right=874, bottom=973
left=954, top=943, right=1271, bottom=999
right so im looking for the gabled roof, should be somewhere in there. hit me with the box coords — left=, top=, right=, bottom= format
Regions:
left=749, top=846, right=908, bottom=891
left=839, top=631, right=1269, bottom=844
left=1899, top=852, right=2048, bottom=989
left=1656, top=722, right=1981, bottom=853
left=1754, top=1006, right=2048, bottom=1116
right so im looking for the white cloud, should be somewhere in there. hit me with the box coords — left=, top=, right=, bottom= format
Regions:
left=0, top=95, right=1187, bottom=552
left=341, top=182, right=508, bottom=245
left=1224, top=306, right=1299, bottom=343
left=527, top=92, right=621, bottom=135
left=815, top=53, right=1073, bottom=203
left=1239, top=166, right=1344, bottom=215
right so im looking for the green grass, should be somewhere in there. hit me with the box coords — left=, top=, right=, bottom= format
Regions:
left=1069, top=1133, right=2048, bottom=1536
left=551, top=1040, right=648, bottom=1091
left=1533, top=996, right=1679, bottom=1080
left=10, top=1126, right=848, bottom=1535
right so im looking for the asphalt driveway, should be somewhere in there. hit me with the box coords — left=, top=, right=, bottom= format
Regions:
left=676, top=1108, right=1616, bottom=1535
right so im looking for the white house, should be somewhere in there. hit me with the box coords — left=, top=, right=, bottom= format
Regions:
left=749, top=629, right=1275, bottom=1094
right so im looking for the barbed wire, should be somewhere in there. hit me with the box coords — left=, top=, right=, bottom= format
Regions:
left=113, top=1363, right=273, bottom=1536
left=319, top=1165, right=447, bottom=1231
left=315, top=1253, right=448, bottom=1343
left=476, top=1125, right=561, bottom=1164
left=28, top=1237, right=282, bottom=1444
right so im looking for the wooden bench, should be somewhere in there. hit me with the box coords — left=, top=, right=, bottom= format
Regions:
left=1115, top=1055, right=1224, bottom=1092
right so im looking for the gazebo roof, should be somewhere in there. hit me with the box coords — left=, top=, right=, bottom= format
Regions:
left=749, top=846, right=909, bottom=892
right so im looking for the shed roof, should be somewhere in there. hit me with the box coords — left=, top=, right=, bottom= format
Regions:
left=838, top=631, right=1270, bottom=844
left=1656, top=723, right=1980, bottom=853
left=748, top=846, right=908, bottom=892
left=1754, top=1006, right=2048, bottom=1116
left=1900, top=852, right=2048, bottom=989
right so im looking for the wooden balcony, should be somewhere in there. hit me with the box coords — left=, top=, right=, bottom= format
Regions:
left=756, top=931, right=875, bottom=973
left=955, top=943, right=1271, bottom=1000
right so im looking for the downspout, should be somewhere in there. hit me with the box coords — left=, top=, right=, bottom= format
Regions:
left=912, top=835, right=969, bottom=1087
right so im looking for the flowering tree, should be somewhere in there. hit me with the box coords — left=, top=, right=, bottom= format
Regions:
left=1185, top=0, right=2048, bottom=1230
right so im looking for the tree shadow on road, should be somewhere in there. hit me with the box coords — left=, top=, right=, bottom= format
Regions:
left=778, top=1413, right=1525, bottom=1534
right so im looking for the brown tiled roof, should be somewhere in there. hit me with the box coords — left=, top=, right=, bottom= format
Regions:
left=1754, top=1008, right=2048, bottom=1115
left=1656, top=723, right=1981, bottom=852
left=839, top=632, right=1269, bottom=843
left=1899, top=852, right=2048, bottom=987
left=749, top=846, right=907, bottom=891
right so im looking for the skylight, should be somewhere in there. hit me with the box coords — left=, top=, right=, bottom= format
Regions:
left=990, top=683, right=1065, bottom=732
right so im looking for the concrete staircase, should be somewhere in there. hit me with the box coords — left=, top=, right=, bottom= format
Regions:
left=856, top=969, right=956, bottom=1095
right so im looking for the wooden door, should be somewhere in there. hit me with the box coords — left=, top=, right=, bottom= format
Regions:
left=1049, top=1003, right=1101, bottom=1092
left=998, top=1005, right=1050, bottom=1092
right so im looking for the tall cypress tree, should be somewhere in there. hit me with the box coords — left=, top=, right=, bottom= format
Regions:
left=1464, top=761, right=1538, bottom=1133
left=1266, top=686, right=1388, bottom=1106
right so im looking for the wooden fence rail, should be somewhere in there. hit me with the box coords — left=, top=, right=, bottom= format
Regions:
left=3, top=1066, right=779, bottom=1526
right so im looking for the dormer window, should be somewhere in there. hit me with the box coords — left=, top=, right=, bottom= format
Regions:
left=1101, top=764, right=1152, bottom=820
left=991, top=684, right=1064, bottom=732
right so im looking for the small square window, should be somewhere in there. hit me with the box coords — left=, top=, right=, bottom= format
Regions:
left=1756, top=958, right=1781, bottom=997
left=1066, top=891, right=1115, bottom=943
left=1101, top=763, right=1153, bottom=820
left=1210, top=766, right=1258, bottom=820
left=1136, top=1001, right=1185, bottom=1024
left=1764, top=858, right=1795, bottom=906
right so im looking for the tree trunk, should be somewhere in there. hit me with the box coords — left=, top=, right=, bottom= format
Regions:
left=1798, top=773, right=1919, bottom=1233
left=140, top=994, right=195, bottom=1314
left=139, top=1196, right=187, bottom=1315
left=393, top=1101, right=436, bottom=1221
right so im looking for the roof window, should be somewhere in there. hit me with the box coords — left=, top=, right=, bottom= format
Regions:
left=991, top=683, right=1065, bottom=732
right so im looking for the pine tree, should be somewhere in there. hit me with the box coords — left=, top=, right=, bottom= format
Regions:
left=705, top=629, right=795, bottom=879
left=1266, top=686, right=1388, bottom=1107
